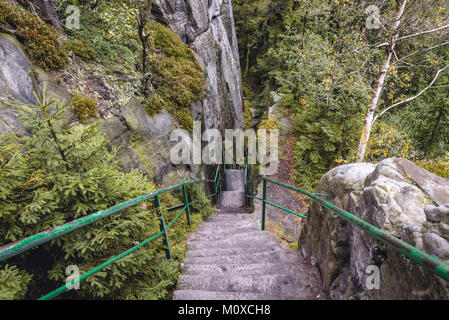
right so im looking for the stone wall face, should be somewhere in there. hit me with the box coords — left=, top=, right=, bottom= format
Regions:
left=300, top=158, right=449, bottom=299
left=153, top=0, right=244, bottom=130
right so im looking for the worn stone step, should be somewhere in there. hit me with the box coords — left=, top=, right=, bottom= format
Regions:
left=209, top=214, right=253, bottom=220
left=187, top=237, right=276, bottom=251
left=177, top=273, right=314, bottom=298
left=217, top=207, right=250, bottom=214
left=181, top=262, right=302, bottom=276
left=188, top=227, right=260, bottom=241
left=173, top=290, right=297, bottom=300
left=185, top=244, right=280, bottom=258
left=187, top=231, right=276, bottom=250
left=218, top=191, right=245, bottom=208
left=182, top=250, right=300, bottom=266
left=188, top=230, right=265, bottom=242
left=225, top=169, right=246, bottom=191
left=198, top=221, right=258, bottom=232
left=200, top=219, right=257, bottom=227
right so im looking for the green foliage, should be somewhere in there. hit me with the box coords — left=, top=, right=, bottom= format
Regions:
left=233, top=0, right=290, bottom=79
left=0, top=265, right=32, bottom=300
left=64, top=40, right=96, bottom=61
left=63, top=3, right=140, bottom=73
left=365, top=123, right=416, bottom=163
left=234, top=1, right=376, bottom=188
left=417, top=154, right=449, bottom=180
left=0, top=1, right=67, bottom=70
left=243, top=100, right=253, bottom=129
left=0, top=81, right=209, bottom=299
left=143, top=21, right=205, bottom=132
left=68, top=92, right=98, bottom=123
left=398, top=72, right=449, bottom=159
left=186, top=183, right=215, bottom=221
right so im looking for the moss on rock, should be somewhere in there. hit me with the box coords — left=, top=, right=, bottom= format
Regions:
left=0, top=1, right=67, bottom=70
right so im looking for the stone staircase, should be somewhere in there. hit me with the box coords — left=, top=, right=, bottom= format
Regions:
left=173, top=170, right=325, bottom=300
left=218, top=169, right=245, bottom=208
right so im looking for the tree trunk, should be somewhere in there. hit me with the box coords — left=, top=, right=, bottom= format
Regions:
left=356, top=50, right=393, bottom=162
left=356, top=0, right=407, bottom=162
left=31, top=0, right=61, bottom=30
left=135, top=0, right=155, bottom=96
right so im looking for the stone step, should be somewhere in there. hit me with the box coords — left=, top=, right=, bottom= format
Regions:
left=181, top=262, right=302, bottom=276
left=186, top=241, right=282, bottom=258
left=188, top=230, right=265, bottom=242
left=182, top=250, right=300, bottom=266
left=188, top=227, right=260, bottom=241
left=187, top=237, right=276, bottom=251
left=218, top=191, right=245, bottom=208
left=209, top=214, right=253, bottom=220
left=173, top=290, right=297, bottom=300
left=177, top=274, right=314, bottom=298
left=187, top=231, right=276, bottom=249
left=185, top=244, right=280, bottom=258
left=198, top=220, right=257, bottom=231
left=225, top=169, right=246, bottom=191
left=217, top=207, right=250, bottom=214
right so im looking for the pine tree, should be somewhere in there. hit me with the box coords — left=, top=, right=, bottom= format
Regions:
left=0, top=72, right=212, bottom=299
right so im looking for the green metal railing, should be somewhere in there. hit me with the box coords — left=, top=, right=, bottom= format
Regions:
left=0, top=166, right=222, bottom=300
left=245, top=171, right=449, bottom=283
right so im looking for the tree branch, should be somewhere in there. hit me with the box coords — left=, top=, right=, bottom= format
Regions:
left=374, top=65, right=449, bottom=121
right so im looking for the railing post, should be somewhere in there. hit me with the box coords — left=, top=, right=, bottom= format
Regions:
left=182, top=184, right=191, bottom=226
left=251, top=180, right=254, bottom=213
left=154, top=194, right=172, bottom=260
left=261, top=178, right=267, bottom=231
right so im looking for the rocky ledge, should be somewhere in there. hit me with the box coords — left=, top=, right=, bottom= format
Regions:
left=300, top=158, right=449, bottom=299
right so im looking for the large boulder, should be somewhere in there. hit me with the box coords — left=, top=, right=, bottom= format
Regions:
left=300, top=158, right=449, bottom=299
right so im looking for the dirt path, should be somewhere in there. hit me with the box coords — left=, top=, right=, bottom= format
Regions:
left=253, top=107, right=309, bottom=249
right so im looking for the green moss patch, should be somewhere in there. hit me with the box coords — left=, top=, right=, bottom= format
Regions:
left=69, top=92, right=98, bottom=123
left=0, top=1, right=67, bottom=70
left=143, top=21, right=206, bottom=132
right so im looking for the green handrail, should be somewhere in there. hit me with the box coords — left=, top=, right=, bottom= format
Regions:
left=0, top=166, right=222, bottom=300
left=245, top=174, right=449, bottom=283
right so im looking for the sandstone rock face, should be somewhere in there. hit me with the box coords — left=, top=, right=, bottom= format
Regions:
left=153, top=0, right=244, bottom=130
left=102, top=98, right=202, bottom=186
left=0, top=0, right=245, bottom=185
left=300, top=158, right=449, bottom=299
left=0, top=34, right=35, bottom=135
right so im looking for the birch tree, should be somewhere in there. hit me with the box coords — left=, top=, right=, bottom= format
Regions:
left=356, top=0, right=449, bottom=162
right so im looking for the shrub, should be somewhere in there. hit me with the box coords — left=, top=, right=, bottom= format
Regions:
left=63, top=4, right=140, bottom=73
left=69, top=92, right=98, bottom=123
left=243, top=100, right=253, bottom=129
left=0, top=265, right=32, bottom=300
left=186, top=183, right=215, bottom=221
left=365, top=123, right=416, bottom=163
left=64, top=40, right=96, bottom=61
left=0, top=1, right=67, bottom=70
left=417, top=154, right=449, bottom=180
